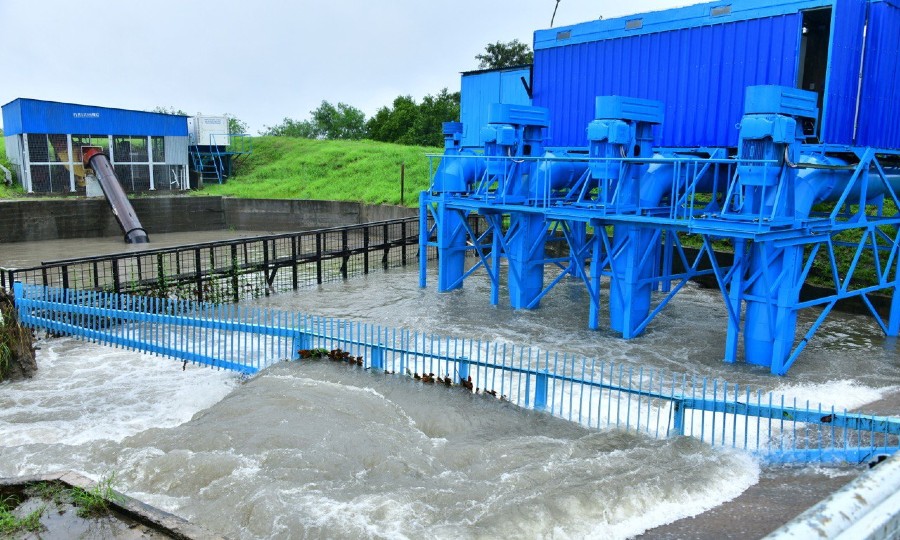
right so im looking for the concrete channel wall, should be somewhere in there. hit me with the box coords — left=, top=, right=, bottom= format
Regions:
left=0, top=197, right=416, bottom=243
left=766, top=453, right=900, bottom=539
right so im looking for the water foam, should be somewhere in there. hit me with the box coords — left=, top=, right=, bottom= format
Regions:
left=0, top=336, right=238, bottom=446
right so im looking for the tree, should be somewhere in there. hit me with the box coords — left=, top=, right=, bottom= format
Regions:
left=151, top=105, right=188, bottom=115
left=310, top=101, right=367, bottom=140
left=226, top=115, right=249, bottom=135
left=475, top=39, right=533, bottom=69
left=261, top=117, right=317, bottom=138
left=411, top=89, right=461, bottom=147
left=261, top=101, right=367, bottom=140
left=367, top=90, right=460, bottom=147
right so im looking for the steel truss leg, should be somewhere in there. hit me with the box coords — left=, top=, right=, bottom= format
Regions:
left=588, top=227, right=609, bottom=330
left=609, top=225, right=659, bottom=338
left=436, top=197, right=468, bottom=292
left=891, top=237, right=900, bottom=336
left=569, top=221, right=588, bottom=280
left=741, top=242, right=803, bottom=374
left=507, top=213, right=546, bottom=309
left=418, top=192, right=429, bottom=288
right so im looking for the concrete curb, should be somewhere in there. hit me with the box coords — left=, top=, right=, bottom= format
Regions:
left=0, top=471, right=227, bottom=540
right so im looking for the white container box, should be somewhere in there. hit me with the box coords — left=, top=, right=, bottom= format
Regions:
left=188, top=116, right=230, bottom=146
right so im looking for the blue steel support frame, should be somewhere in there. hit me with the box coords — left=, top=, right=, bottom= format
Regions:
left=419, top=86, right=900, bottom=376
left=419, top=144, right=900, bottom=375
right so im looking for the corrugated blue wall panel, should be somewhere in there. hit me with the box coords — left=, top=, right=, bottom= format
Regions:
left=1, top=99, right=23, bottom=135
left=1, top=99, right=188, bottom=136
left=460, top=68, right=531, bottom=147
left=533, top=14, right=802, bottom=148
left=821, top=0, right=867, bottom=144
left=856, top=1, right=900, bottom=149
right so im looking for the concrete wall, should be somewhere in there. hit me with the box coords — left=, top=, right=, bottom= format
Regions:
left=222, top=199, right=415, bottom=231
left=0, top=197, right=224, bottom=243
left=0, top=196, right=416, bottom=243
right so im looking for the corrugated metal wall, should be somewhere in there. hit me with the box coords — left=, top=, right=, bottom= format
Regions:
left=856, top=0, right=900, bottom=149
left=533, top=14, right=802, bottom=148
left=164, top=136, right=189, bottom=165
left=820, top=0, right=867, bottom=144
left=4, top=135, right=22, bottom=165
left=460, top=67, right=532, bottom=147
left=1, top=99, right=188, bottom=137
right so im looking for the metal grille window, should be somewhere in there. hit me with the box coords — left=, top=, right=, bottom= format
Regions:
left=72, top=135, right=110, bottom=161
left=21, top=132, right=187, bottom=194
left=153, top=165, right=181, bottom=190
left=113, top=136, right=149, bottom=163
left=151, top=136, right=165, bottom=163
left=25, top=134, right=74, bottom=193
left=27, top=135, right=52, bottom=163
left=28, top=164, right=70, bottom=193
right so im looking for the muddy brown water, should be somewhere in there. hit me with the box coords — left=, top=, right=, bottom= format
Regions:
left=1, top=233, right=897, bottom=538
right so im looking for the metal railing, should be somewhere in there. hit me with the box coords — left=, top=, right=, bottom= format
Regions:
left=2, top=218, right=421, bottom=302
left=15, top=282, right=900, bottom=465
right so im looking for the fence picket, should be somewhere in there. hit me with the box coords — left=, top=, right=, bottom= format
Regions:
left=13, top=282, right=900, bottom=465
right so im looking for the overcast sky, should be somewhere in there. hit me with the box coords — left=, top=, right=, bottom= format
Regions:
left=2, top=0, right=684, bottom=134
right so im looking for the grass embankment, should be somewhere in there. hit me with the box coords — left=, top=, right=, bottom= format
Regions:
left=199, top=137, right=441, bottom=207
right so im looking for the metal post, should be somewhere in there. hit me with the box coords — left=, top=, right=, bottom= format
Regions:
left=194, top=249, right=203, bottom=302
left=491, top=217, right=501, bottom=305
left=66, top=135, right=76, bottom=192
left=724, top=239, right=747, bottom=363
left=341, top=229, right=349, bottom=279
left=263, top=240, right=271, bottom=296
left=383, top=222, right=390, bottom=270
left=291, top=236, right=299, bottom=290
left=457, top=356, right=470, bottom=384
left=112, top=259, right=121, bottom=295
left=231, top=244, right=240, bottom=302
left=371, top=345, right=385, bottom=370
left=534, top=370, right=549, bottom=410
left=672, top=400, right=686, bottom=436
left=315, top=233, right=323, bottom=284
left=401, top=220, right=408, bottom=266
left=419, top=193, right=428, bottom=287
left=61, top=265, right=70, bottom=290
left=292, top=332, right=310, bottom=360
left=589, top=232, right=603, bottom=330
left=363, top=226, right=370, bottom=275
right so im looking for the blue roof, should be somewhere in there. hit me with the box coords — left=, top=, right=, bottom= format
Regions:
left=1, top=98, right=188, bottom=136
left=534, top=0, right=834, bottom=50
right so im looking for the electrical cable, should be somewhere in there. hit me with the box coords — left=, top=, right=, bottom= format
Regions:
left=551, top=0, right=561, bottom=27
left=783, top=147, right=855, bottom=170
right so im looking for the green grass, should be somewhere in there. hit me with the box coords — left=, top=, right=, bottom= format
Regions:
left=70, top=473, right=122, bottom=517
left=0, top=495, right=45, bottom=535
left=198, top=137, right=440, bottom=207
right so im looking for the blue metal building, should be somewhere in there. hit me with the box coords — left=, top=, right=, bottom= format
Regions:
left=532, top=0, right=898, bottom=150
left=460, top=65, right=533, bottom=147
left=2, top=98, right=190, bottom=194
left=420, top=0, right=900, bottom=376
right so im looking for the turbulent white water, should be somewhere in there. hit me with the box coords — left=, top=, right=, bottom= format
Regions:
left=1, top=263, right=897, bottom=538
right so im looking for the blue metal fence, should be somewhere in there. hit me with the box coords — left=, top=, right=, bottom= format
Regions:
left=14, top=282, right=900, bottom=465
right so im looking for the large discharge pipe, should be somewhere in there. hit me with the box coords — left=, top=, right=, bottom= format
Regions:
left=82, top=148, right=149, bottom=244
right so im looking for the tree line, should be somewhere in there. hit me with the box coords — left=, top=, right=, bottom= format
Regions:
left=262, top=88, right=460, bottom=148
left=260, top=39, right=529, bottom=147
left=156, top=40, right=531, bottom=148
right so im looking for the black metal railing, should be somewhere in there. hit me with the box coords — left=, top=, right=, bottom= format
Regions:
left=2, top=217, right=424, bottom=302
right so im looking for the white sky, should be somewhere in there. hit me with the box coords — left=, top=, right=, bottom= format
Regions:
left=1, top=0, right=684, bottom=133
